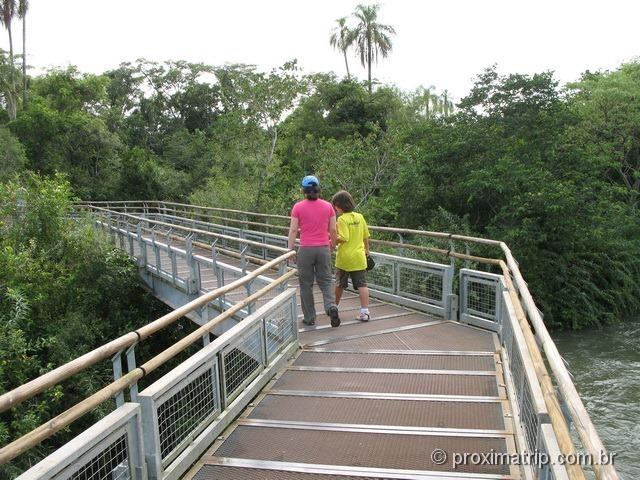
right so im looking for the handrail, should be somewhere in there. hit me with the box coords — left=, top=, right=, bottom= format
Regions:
left=500, top=261, right=585, bottom=480
left=73, top=200, right=619, bottom=480
left=500, top=247, right=619, bottom=480
left=77, top=200, right=502, bottom=247
left=78, top=205, right=291, bottom=253
left=0, top=265, right=296, bottom=466
left=0, top=250, right=295, bottom=414
left=79, top=203, right=504, bottom=267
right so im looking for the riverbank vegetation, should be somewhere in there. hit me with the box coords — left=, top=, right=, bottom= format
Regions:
left=3, top=56, right=639, bottom=329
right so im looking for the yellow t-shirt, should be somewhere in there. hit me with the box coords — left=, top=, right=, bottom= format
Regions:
left=335, top=212, right=370, bottom=271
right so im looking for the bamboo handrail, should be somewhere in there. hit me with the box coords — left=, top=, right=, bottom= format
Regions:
left=0, top=269, right=297, bottom=466
left=0, top=250, right=295, bottom=414
left=73, top=200, right=620, bottom=480
left=500, top=261, right=586, bottom=480
left=500, top=247, right=619, bottom=480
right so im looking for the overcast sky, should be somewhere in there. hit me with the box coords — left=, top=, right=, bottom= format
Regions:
left=4, top=0, right=639, bottom=102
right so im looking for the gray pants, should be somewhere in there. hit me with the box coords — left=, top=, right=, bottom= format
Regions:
left=297, top=246, right=336, bottom=322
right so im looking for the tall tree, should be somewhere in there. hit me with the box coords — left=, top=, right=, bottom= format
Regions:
left=329, top=17, right=353, bottom=79
left=440, top=89, right=453, bottom=116
left=18, top=0, right=26, bottom=107
left=0, top=0, right=17, bottom=119
left=352, top=3, right=395, bottom=93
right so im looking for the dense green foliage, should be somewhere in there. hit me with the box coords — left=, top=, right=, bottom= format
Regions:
left=2, top=56, right=640, bottom=333
left=0, top=174, right=169, bottom=477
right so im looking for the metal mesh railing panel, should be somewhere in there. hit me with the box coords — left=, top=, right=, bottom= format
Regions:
left=68, top=432, right=130, bottom=480
left=501, top=300, right=514, bottom=356
left=521, top=378, right=541, bottom=460
left=398, top=266, right=443, bottom=304
left=367, top=261, right=394, bottom=291
left=510, top=340, right=525, bottom=406
left=466, top=278, right=498, bottom=319
left=264, top=301, right=295, bottom=361
left=156, top=365, right=220, bottom=463
left=222, top=325, right=265, bottom=402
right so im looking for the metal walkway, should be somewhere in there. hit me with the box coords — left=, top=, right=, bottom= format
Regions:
left=191, top=320, right=517, bottom=479
left=126, top=216, right=519, bottom=477
left=3, top=201, right=619, bottom=480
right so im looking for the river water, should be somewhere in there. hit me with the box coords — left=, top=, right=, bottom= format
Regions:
left=553, top=321, right=639, bottom=479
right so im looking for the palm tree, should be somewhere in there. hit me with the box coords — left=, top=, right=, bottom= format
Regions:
left=440, top=89, right=454, bottom=117
left=329, top=17, right=353, bottom=79
left=351, top=4, right=395, bottom=93
left=0, top=0, right=17, bottom=119
left=18, top=0, right=26, bottom=107
left=415, top=85, right=436, bottom=117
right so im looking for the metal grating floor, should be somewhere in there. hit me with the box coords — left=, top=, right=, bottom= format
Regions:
left=248, top=394, right=507, bottom=430
left=193, top=464, right=383, bottom=480
left=185, top=246, right=516, bottom=479
left=213, top=425, right=511, bottom=475
left=272, top=370, right=500, bottom=397
left=294, top=351, right=496, bottom=371
left=317, top=321, right=498, bottom=352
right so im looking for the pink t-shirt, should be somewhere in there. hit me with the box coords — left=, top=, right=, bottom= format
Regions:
left=291, top=199, right=335, bottom=247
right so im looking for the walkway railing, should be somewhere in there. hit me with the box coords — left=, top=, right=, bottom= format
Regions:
left=0, top=202, right=619, bottom=480
left=0, top=224, right=297, bottom=477
left=85, top=200, right=616, bottom=480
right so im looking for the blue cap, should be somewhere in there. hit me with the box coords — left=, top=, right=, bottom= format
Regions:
left=301, top=175, right=320, bottom=187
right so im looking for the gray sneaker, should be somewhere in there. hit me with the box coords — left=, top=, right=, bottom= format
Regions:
left=302, top=318, right=315, bottom=326
left=358, top=312, right=371, bottom=322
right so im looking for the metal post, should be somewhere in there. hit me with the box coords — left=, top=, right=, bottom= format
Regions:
left=118, top=220, right=125, bottom=250
left=240, top=245, right=249, bottom=275
left=211, top=240, right=225, bottom=310
left=152, top=227, right=161, bottom=274
left=449, top=239, right=455, bottom=269
left=137, top=223, right=147, bottom=268
left=396, top=232, right=405, bottom=257
left=126, top=221, right=134, bottom=256
left=278, top=261, right=288, bottom=292
left=246, top=279, right=254, bottom=314
left=111, top=352, right=124, bottom=407
left=185, top=234, right=200, bottom=295
left=125, top=345, right=138, bottom=403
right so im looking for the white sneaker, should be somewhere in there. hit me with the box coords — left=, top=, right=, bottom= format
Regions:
left=358, top=312, right=370, bottom=322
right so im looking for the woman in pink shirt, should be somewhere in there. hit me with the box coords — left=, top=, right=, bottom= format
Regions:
left=288, top=175, right=341, bottom=327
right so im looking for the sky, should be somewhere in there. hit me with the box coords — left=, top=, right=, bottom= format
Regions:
left=4, top=0, right=640, bottom=102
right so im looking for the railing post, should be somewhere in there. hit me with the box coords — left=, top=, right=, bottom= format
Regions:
left=246, top=279, right=255, bottom=314
left=137, top=223, right=147, bottom=268
left=139, top=394, right=163, bottom=480
left=152, top=227, right=161, bottom=274
left=240, top=245, right=249, bottom=275
left=126, top=345, right=139, bottom=403
left=211, top=240, right=225, bottom=310
left=111, top=351, right=125, bottom=408
left=166, top=228, right=178, bottom=286
left=118, top=219, right=126, bottom=250
left=185, top=234, right=200, bottom=295
left=448, top=238, right=455, bottom=269
left=396, top=232, right=405, bottom=257
left=125, top=221, right=134, bottom=256
left=278, top=261, right=288, bottom=292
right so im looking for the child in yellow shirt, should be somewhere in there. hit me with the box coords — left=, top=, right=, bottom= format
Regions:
left=331, top=190, right=371, bottom=321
